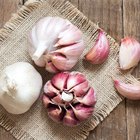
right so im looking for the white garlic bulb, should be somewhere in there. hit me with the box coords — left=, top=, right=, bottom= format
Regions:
left=28, top=17, right=84, bottom=73
left=0, top=62, right=42, bottom=114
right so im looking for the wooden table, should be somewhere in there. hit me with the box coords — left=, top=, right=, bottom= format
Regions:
left=0, top=0, right=140, bottom=139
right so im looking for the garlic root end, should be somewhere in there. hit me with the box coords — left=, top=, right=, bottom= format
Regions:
left=32, top=46, right=47, bottom=61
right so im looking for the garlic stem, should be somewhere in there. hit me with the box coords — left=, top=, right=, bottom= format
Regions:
left=61, top=91, right=73, bottom=102
left=32, top=46, right=47, bottom=61
left=0, top=74, right=17, bottom=98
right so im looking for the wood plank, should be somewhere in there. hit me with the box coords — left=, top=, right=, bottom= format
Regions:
left=123, top=0, right=140, bottom=140
left=0, top=0, right=20, bottom=28
left=69, top=0, right=126, bottom=140
left=0, top=0, right=21, bottom=139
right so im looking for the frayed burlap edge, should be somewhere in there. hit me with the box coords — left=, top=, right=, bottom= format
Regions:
left=0, top=0, right=138, bottom=140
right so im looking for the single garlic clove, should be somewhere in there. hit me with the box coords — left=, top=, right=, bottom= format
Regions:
left=71, top=104, right=94, bottom=121
left=76, top=88, right=96, bottom=106
left=51, top=55, right=77, bottom=71
left=45, top=61, right=59, bottom=73
left=119, top=37, right=140, bottom=70
left=42, top=95, right=53, bottom=108
left=66, top=72, right=86, bottom=90
left=69, top=81, right=89, bottom=97
left=51, top=72, right=69, bottom=90
left=63, top=109, right=79, bottom=126
left=52, top=95, right=63, bottom=105
left=44, top=81, right=59, bottom=96
left=85, top=29, right=110, bottom=64
left=53, top=41, right=84, bottom=60
left=113, top=78, right=140, bottom=100
left=48, top=106, right=64, bottom=122
left=55, top=23, right=83, bottom=46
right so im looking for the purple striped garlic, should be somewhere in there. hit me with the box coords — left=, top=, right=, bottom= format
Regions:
left=42, top=71, right=96, bottom=127
left=28, top=17, right=84, bottom=73
left=85, top=29, right=110, bottom=64
left=119, top=37, right=140, bottom=70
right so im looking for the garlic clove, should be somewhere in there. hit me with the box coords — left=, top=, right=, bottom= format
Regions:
left=52, top=95, right=63, bottom=105
left=51, top=72, right=69, bottom=90
left=69, top=81, right=89, bottom=97
left=63, top=109, right=79, bottom=126
left=66, top=72, right=86, bottom=90
left=76, top=88, right=96, bottom=106
left=45, top=61, right=59, bottom=73
left=42, top=95, right=53, bottom=108
left=55, top=23, right=83, bottom=46
left=51, top=55, right=77, bottom=71
left=44, top=81, right=59, bottom=96
left=85, top=29, right=110, bottom=64
left=48, top=106, right=64, bottom=122
left=113, top=78, right=140, bottom=100
left=34, top=56, right=46, bottom=67
left=119, top=37, right=140, bottom=70
left=71, top=104, right=93, bottom=121
left=53, top=41, right=84, bottom=60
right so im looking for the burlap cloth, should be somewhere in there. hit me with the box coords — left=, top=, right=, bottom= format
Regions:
left=0, top=0, right=138, bottom=139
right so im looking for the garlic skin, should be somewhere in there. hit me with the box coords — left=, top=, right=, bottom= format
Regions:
left=119, top=37, right=140, bottom=70
left=42, top=71, right=96, bottom=126
left=29, top=17, right=84, bottom=73
left=85, top=29, right=110, bottom=64
left=113, top=78, right=140, bottom=100
left=0, top=62, right=42, bottom=114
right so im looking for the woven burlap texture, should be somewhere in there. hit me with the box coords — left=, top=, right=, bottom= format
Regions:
left=0, top=0, right=138, bottom=140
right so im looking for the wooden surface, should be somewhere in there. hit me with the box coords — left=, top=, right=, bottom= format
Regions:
left=0, top=0, right=140, bottom=140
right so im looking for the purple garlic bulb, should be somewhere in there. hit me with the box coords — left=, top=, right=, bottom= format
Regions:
left=42, top=71, right=96, bottom=127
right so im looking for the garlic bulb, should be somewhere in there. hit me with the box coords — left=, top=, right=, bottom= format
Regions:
left=85, top=29, right=110, bottom=64
left=0, top=62, right=42, bottom=114
left=119, top=37, right=140, bottom=70
left=43, top=71, right=96, bottom=126
left=28, top=17, right=84, bottom=73
left=113, top=78, right=140, bottom=100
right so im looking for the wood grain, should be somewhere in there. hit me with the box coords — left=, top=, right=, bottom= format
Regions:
left=0, top=0, right=139, bottom=140
left=69, top=1, right=126, bottom=140
left=123, top=0, right=140, bottom=140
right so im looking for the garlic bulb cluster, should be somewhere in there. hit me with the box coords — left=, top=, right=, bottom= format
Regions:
left=42, top=71, right=96, bottom=126
left=0, top=62, right=42, bottom=114
left=85, top=29, right=110, bottom=64
left=28, top=17, right=84, bottom=73
left=119, top=37, right=140, bottom=70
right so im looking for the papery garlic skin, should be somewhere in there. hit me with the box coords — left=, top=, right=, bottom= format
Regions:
left=85, top=29, right=110, bottom=64
left=113, top=78, right=140, bottom=100
left=119, top=37, right=140, bottom=70
left=0, top=62, right=42, bottom=114
left=42, top=71, right=96, bottom=126
left=29, top=17, right=84, bottom=73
